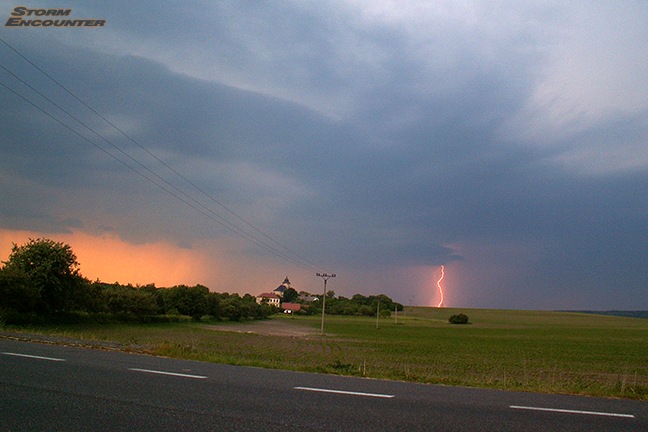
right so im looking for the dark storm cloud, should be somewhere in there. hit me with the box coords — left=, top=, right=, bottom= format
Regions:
left=1, top=1, right=646, bottom=308
left=0, top=42, right=354, bottom=243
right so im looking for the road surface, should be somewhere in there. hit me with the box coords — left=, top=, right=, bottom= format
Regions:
left=1, top=338, right=646, bottom=431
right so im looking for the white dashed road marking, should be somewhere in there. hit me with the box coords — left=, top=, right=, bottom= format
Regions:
left=2, top=352, right=66, bottom=362
left=294, top=386, right=395, bottom=398
left=129, top=368, right=208, bottom=379
left=510, top=405, right=635, bottom=419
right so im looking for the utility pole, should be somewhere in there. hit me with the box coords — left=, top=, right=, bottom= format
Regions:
left=316, top=273, right=335, bottom=334
left=376, top=301, right=380, bottom=329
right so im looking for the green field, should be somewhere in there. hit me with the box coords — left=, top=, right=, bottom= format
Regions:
left=3, top=307, right=648, bottom=400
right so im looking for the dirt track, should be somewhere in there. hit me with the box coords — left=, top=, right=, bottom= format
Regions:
left=204, top=318, right=318, bottom=337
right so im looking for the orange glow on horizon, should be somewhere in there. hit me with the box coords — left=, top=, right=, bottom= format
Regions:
left=0, top=229, right=313, bottom=296
left=0, top=229, right=211, bottom=287
left=436, top=264, right=445, bottom=308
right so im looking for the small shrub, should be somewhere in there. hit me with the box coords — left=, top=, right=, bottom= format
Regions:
left=449, top=313, right=469, bottom=324
left=328, top=360, right=356, bottom=374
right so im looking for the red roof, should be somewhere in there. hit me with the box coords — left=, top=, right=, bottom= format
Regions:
left=257, top=292, right=280, bottom=299
left=282, top=303, right=301, bottom=311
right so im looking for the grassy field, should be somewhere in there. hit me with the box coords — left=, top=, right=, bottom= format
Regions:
left=3, top=307, right=648, bottom=400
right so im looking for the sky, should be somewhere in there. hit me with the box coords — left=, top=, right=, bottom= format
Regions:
left=1, top=1, right=647, bottom=310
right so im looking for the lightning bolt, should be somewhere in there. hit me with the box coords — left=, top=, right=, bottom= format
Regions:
left=436, top=265, right=445, bottom=308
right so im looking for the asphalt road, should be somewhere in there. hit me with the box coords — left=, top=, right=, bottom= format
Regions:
left=1, top=338, right=646, bottom=431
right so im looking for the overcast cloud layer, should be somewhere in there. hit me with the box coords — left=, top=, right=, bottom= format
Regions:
left=1, top=1, right=647, bottom=309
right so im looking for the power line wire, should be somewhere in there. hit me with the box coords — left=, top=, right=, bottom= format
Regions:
left=0, top=36, right=320, bottom=271
left=0, top=76, right=317, bottom=272
left=0, top=47, right=323, bottom=272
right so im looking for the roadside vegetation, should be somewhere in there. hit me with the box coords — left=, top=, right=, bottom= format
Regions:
left=3, top=307, right=647, bottom=400
left=0, top=238, right=276, bottom=324
left=2, top=239, right=647, bottom=400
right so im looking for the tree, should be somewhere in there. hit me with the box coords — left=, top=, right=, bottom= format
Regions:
left=221, top=296, right=243, bottom=321
left=158, top=285, right=210, bottom=319
left=358, top=305, right=374, bottom=316
left=283, top=287, right=299, bottom=303
left=2, top=238, right=85, bottom=312
left=0, top=266, right=39, bottom=313
left=205, top=292, right=221, bottom=320
left=352, top=294, right=369, bottom=305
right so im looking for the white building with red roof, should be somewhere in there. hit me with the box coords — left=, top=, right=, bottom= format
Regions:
left=255, top=292, right=280, bottom=307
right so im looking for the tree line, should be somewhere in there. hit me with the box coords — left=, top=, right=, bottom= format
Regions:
left=0, top=238, right=275, bottom=324
left=280, top=287, right=404, bottom=317
left=0, top=238, right=404, bottom=325
left=304, top=293, right=404, bottom=317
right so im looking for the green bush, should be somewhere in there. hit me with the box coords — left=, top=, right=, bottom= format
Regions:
left=449, top=313, right=469, bottom=324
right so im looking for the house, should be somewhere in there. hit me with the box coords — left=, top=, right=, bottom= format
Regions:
left=255, top=292, right=280, bottom=307
left=272, top=276, right=292, bottom=298
left=258, top=277, right=303, bottom=311
left=281, top=302, right=301, bottom=314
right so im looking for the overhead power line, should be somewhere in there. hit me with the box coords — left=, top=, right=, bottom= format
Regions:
left=0, top=36, right=324, bottom=274
left=0, top=79, right=311, bottom=269
left=0, top=36, right=320, bottom=271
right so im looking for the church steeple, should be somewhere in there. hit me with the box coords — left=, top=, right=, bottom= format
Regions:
left=273, top=276, right=292, bottom=298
